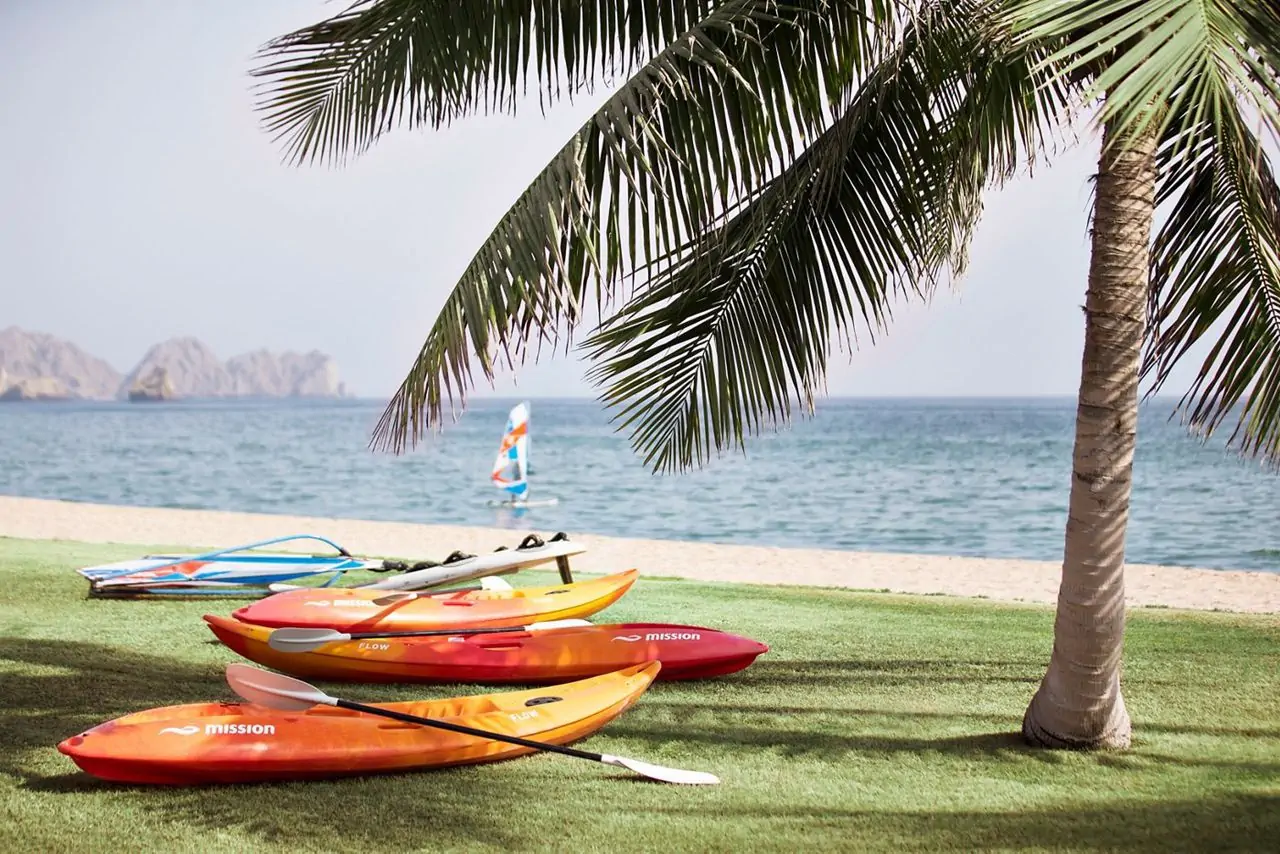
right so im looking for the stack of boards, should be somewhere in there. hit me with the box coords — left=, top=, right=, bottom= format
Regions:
left=75, top=532, right=587, bottom=598
left=59, top=532, right=767, bottom=786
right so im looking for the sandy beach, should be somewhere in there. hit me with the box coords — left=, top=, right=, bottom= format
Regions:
left=1, top=494, right=1276, bottom=613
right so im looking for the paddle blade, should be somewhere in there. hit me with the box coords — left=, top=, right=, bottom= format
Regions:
left=526, top=619, right=592, bottom=631
left=371, top=592, right=417, bottom=606
left=225, top=663, right=335, bottom=711
left=267, top=627, right=351, bottom=652
left=599, top=754, right=720, bottom=785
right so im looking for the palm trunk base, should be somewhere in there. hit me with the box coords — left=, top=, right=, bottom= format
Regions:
left=1021, top=674, right=1132, bottom=749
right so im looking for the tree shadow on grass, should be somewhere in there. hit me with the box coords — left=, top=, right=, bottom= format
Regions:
left=1139, top=721, right=1280, bottom=739
left=17, top=763, right=565, bottom=852
left=0, top=637, right=578, bottom=851
left=608, top=715, right=1028, bottom=762
left=734, top=657, right=1044, bottom=687
left=647, top=794, right=1280, bottom=853
left=614, top=700, right=1280, bottom=775
left=6, top=638, right=1277, bottom=853
left=0, top=635, right=228, bottom=774
left=648, top=700, right=1018, bottom=725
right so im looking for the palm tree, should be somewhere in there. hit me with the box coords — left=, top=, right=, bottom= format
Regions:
left=250, top=0, right=1280, bottom=749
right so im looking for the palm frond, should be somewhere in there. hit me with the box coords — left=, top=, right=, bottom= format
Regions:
left=251, top=0, right=720, bottom=165
left=579, top=4, right=1074, bottom=471
left=368, top=0, right=898, bottom=452
left=1005, top=0, right=1280, bottom=463
left=1008, top=0, right=1280, bottom=148
left=1143, top=109, right=1280, bottom=465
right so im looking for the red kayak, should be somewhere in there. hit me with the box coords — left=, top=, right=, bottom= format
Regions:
left=204, top=614, right=769, bottom=683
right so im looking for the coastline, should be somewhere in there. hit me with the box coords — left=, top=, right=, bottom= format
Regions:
left=1, top=494, right=1276, bottom=614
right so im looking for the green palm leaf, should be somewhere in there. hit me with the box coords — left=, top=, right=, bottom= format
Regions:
left=1006, top=0, right=1280, bottom=463
left=1009, top=0, right=1280, bottom=145
left=358, top=1, right=896, bottom=452
left=256, top=0, right=1280, bottom=470
left=250, top=0, right=721, bottom=165
left=1143, top=110, right=1280, bottom=464
left=582, top=4, right=1072, bottom=471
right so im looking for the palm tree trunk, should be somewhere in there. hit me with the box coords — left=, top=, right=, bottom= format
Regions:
left=1022, top=114, right=1158, bottom=749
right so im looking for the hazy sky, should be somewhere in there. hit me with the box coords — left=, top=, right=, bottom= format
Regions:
left=1, top=1, right=1205, bottom=400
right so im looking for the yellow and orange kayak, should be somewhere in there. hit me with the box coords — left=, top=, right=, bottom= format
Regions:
left=57, top=662, right=660, bottom=785
left=230, top=569, right=639, bottom=632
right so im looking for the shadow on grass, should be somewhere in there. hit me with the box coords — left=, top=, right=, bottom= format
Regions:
left=17, top=764, right=558, bottom=852
left=1140, top=721, right=1280, bottom=739
left=609, top=714, right=1029, bottom=761
left=5, top=638, right=1277, bottom=852
left=0, top=637, right=559, bottom=850
left=648, top=794, right=1280, bottom=852
left=0, top=635, right=227, bottom=774
left=623, top=690, right=1280, bottom=776
left=615, top=708, right=1280, bottom=775
left=735, top=657, right=1044, bottom=687
left=650, top=700, right=1017, bottom=725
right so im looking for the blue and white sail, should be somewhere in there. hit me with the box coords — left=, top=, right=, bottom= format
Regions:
left=488, top=402, right=558, bottom=507
left=78, top=530, right=580, bottom=597
left=490, top=402, right=531, bottom=500
left=78, top=534, right=376, bottom=596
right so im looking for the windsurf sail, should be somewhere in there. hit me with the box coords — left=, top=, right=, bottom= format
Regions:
left=80, top=531, right=582, bottom=598
left=491, top=402, right=531, bottom=501
left=78, top=534, right=378, bottom=596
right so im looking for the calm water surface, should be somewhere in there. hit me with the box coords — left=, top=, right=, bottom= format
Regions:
left=1, top=397, right=1276, bottom=572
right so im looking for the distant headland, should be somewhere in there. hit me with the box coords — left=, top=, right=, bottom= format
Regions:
left=0, top=326, right=350, bottom=402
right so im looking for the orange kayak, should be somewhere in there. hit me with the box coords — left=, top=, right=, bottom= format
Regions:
left=57, top=662, right=660, bottom=785
left=231, top=570, right=639, bottom=632
left=204, top=614, right=769, bottom=683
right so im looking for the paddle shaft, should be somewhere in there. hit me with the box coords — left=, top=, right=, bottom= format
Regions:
left=370, top=585, right=482, bottom=605
left=343, top=625, right=544, bottom=640
left=332, top=698, right=605, bottom=763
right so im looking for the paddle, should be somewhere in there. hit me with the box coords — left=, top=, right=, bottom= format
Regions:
left=224, top=663, right=719, bottom=786
left=371, top=591, right=432, bottom=606
left=267, top=619, right=594, bottom=653
left=369, top=580, right=517, bottom=605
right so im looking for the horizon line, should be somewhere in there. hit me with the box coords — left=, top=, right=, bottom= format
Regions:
left=19, top=393, right=1199, bottom=405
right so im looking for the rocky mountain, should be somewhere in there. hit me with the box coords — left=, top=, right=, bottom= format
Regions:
left=128, top=365, right=176, bottom=402
left=119, top=338, right=345, bottom=399
left=226, top=349, right=343, bottom=397
left=0, top=326, right=123, bottom=399
left=118, top=338, right=237, bottom=398
left=0, top=376, right=73, bottom=401
left=0, top=327, right=349, bottom=401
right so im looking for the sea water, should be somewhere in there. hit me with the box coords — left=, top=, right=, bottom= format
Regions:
left=0, top=397, right=1276, bottom=572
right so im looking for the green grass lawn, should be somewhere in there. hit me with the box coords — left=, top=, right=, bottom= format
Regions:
left=1, top=537, right=1277, bottom=853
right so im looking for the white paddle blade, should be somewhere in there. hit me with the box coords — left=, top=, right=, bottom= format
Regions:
left=526, top=619, right=592, bottom=631
left=267, top=582, right=302, bottom=592
left=479, top=576, right=513, bottom=591
left=225, top=663, right=336, bottom=711
left=267, top=627, right=352, bottom=652
left=599, top=754, right=720, bottom=785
